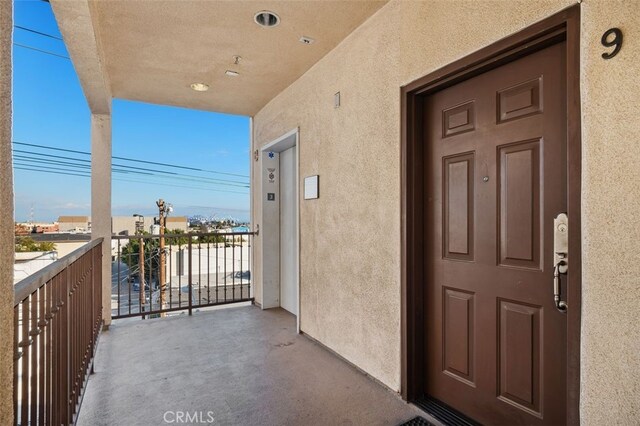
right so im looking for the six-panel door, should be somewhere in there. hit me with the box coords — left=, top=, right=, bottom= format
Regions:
left=424, top=42, right=568, bottom=425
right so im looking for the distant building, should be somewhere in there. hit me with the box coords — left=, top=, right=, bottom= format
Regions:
left=14, top=223, right=32, bottom=235
left=15, top=222, right=59, bottom=234
left=58, top=216, right=91, bottom=232
left=165, top=216, right=188, bottom=232
left=111, top=216, right=138, bottom=236
left=29, top=233, right=92, bottom=258
left=110, top=216, right=188, bottom=235
left=33, top=223, right=59, bottom=233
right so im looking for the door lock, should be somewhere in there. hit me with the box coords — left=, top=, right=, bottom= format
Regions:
left=553, top=213, right=569, bottom=312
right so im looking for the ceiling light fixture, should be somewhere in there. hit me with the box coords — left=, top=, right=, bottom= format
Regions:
left=190, top=82, right=209, bottom=92
left=254, top=11, right=280, bottom=28
left=225, top=70, right=240, bottom=77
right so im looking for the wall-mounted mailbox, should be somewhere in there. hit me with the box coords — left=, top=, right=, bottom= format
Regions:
left=304, top=175, right=319, bottom=200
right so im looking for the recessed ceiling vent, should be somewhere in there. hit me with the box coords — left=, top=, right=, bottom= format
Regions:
left=254, top=11, right=280, bottom=28
left=299, top=36, right=315, bottom=45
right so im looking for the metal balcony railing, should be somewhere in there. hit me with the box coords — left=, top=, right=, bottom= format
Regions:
left=13, top=238, right=103, bottom=426
left=112, top=231, right=254, bottom=319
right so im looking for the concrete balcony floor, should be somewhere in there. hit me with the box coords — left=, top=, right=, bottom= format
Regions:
left=78, top=305, right=431, bottom=426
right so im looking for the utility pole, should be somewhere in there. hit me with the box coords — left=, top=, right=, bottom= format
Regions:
left=133, top=214, right=145, bottom=319
left=156, top=199, right=172, bottom=317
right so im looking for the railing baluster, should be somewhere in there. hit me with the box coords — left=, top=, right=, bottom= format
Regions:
left=169, top=244, right=173, bottom=309
left=126, top=244, right=131, bottom=316
left=45, top=277, right=52, bottom=425
left=30, top=290, right=38, bottom=423
left=198, top=238, right=202, bottom=306
left=117, top=239, right=121, bottom=317
left=216, top=238, right=219, bottom=303
left=38, top=284, right=46, bottom=426
left=224, top=239, right=228, bottom=302
left=20, top=297, right=30, bottom=424
left=63, top=266, right=70, bottom=424
left=188, top=237, right=193, bottom=316
left=13, top=302, right=19, bottom=424
left=147, top=235, right=152, bottom=316
left=51, top=274, right=59, bottom=426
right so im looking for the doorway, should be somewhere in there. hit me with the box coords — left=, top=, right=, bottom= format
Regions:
left=401, top=6, right=581, bottom=425
left=260, top=129, right=300, bottom=327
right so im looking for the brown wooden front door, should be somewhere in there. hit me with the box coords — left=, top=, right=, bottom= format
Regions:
left=424, top=41, right=567, bottom=424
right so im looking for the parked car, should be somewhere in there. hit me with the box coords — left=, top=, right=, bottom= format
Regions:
left=130, top=276, right=150, bottom=292
left=234, top=270, right=250, bottom=280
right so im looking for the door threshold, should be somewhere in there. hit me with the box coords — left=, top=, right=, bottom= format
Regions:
left=414, top=396, right=480, bottom=426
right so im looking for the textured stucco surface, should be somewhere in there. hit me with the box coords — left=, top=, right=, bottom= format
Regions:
left=253, top=0, right=574, bottom=393
left=0, top=1, right=13, bottom=423
left=580, top=1, right=640, bottom=423
left=50, top=0, right=111, bottom=114
left=253, top=0, right=640, bottom=421
left=91, top=114, right=112, bottom=326
left=52, top=0, right=386, bottom=116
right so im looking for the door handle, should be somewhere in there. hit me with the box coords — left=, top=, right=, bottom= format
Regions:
left=553, top=213, right=568, bottom=312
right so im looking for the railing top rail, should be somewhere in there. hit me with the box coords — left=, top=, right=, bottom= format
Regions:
left=112, top=231, right=256, bottom=240
left=14, top=238, right=103, bottom=306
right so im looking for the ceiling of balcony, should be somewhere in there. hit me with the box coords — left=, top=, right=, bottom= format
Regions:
left=51, top=1, right=387, bottom=116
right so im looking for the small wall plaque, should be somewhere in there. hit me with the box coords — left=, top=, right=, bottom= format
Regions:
left=267, top=193, right=275, bottom=201
left=304, top=175, right=319, bottom=200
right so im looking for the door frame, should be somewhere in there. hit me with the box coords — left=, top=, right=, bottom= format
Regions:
left=400, top=5, right=581, bottom=424
left=260, top=127, right=301, bottom=332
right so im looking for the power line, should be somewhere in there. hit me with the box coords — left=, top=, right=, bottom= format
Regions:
left=13, top=166, right=249, bottom=195
left=13, top=163, right=249, bottom=193
left=13, top=155, right=153, bottom=175
left=13, top=146, right=249, bottom=185
left=13, top=43, right=69, bottom=60
left=14, top=155, right=249, bottom=188
left=13, top=149, right=90, bottom=163
left=13, top=151, right=250, bottom=188
left=14, top=25, right=63, bottom=41
left=14, top=166, right=89, bottom=179
left=12, top=141, right=250, bottom=179
left=13, top=160, right=153, bottom=177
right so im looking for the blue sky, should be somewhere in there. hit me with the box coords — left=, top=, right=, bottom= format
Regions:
left=13, top=0, right=250, bottom=223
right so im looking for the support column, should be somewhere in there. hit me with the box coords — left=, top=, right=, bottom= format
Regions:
left=0, top=1, right=13, bottom=423
left=91, top=113, right=112, bottom=327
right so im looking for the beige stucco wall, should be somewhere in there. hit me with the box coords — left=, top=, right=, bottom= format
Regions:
left=252, top=0, right=640, bottom=422
left=580, top=1, right=640, bottom=423
left=0, top=1, right=12, bottom=423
